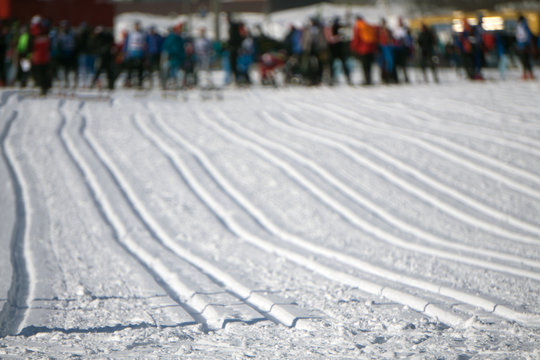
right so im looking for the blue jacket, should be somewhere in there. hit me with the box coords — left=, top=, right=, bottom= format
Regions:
left=146, top=33, right=163, bottom=55
left=57, top=31, right=76, bottom=59
left=124, top=30, right=146, bottom=59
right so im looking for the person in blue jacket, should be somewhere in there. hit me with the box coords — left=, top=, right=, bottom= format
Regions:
left=146, top=26, right=163, bottom=88
left=161, top=23, right=185, bottom=89
left=123, top=21, right=147, bottom=88
left=494, top=28, right=512, bottom=80
left=55, top=20, right=78, bottom=88
left=283, top=24, right=303, bottom=84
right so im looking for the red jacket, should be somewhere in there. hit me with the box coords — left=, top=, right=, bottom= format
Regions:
left=32, top=35, right=51, bottom=65
left=377, top=26, right=394, bottom=46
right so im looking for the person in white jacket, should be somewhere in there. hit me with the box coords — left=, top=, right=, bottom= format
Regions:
left=194, top=27, right=214, bottom=89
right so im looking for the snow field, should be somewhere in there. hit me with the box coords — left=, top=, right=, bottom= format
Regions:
left=1, top=78, right=539, bottom=357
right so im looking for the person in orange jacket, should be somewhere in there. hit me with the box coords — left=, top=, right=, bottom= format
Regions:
left=350, top=15, right=377, bottom=85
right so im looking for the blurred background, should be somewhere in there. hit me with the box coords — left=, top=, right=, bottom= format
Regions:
left=0, top=0, right=538, bottom=90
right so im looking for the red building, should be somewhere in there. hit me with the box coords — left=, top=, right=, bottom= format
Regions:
left=0, top=0, right=115, bottom=27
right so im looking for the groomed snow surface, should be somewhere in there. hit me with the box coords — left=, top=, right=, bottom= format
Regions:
left=1, top=73, right=539, bottom=358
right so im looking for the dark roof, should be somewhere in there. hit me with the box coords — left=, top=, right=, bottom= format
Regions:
left=269, top=0, right=326, bottom=12
left=114, top=0, right=342, bottom=15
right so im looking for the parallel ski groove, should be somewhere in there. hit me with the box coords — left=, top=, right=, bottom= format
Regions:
left=131, top=113, right=317, bottom=328
left=153, top=107, right=540, bottom=328
left=57, top=107, right=221, bottom=330
left=210, top=109, right=540, bottom=281
left=142, top=109, right=465, bottom=328
left=80, top=111, right=274, bottom=329
left=379, top=101, right=540, bottom=186
left=327, top=90, right=540, bottom=158
left=265, top=109, right=540, bottom=248
left=2, top=87, right=538, bottom=335
left=327, top=100, right=540, bottom=200
left=180, top=109, right=540, bottom=328
left=0, top=110, right=34, bottom=337
left=74, top=104, right=301, bottom=328
left=325, top=89, right=540, bottom=148
left=262, top=110, right=540, bottom=266
left=429, top=97, right=540, bottom=136
left=293, top=101, right=540, bottom=230
left=371, top=102, right=540, bottom=159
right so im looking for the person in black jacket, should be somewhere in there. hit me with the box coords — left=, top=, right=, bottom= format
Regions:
left=417, top=23, right=439, bottom=83
left=91, top=26, right=116, bottom=90
left=55, top=20, right=78, bottom=88
left=326, top=17, right=351, bottom=85
left=227, top=12, right=244, bottom=84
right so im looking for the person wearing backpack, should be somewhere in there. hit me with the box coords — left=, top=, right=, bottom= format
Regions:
left=350, top=15, right=377, bottom=85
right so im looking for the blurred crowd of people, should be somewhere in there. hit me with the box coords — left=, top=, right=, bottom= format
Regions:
left=448, top=14, right=538, bottom=81
left=0, top=12, right=538, bottom=95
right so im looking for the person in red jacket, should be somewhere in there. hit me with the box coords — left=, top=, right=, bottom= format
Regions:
left=30, top=17, right=52, bottom=95
left=350, top=15, right=377, bottom=85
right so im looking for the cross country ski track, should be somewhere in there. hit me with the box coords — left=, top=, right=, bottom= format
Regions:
left=0, top=82, right=539, bottom=357
left=0, top=109, right=32, bottom=337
